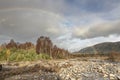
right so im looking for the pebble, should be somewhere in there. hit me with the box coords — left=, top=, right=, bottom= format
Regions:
left=1, top=59, right=120, bottom=80
left=109, top=74, right=116, bottom=80
left=58, top=59, right=120, bottom=80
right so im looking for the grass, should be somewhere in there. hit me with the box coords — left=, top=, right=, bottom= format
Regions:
left=71, top=52, right=120, bottom=62
left=0, top=48, right=50, bottom=62
left=108, top=52, right=120, bottom=62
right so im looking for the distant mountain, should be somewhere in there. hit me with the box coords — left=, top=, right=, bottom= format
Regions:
left=77, top=41, right=120, bottom=54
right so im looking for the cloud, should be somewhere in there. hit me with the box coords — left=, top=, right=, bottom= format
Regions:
left=0, top=8, right=69, bottom=42
left=71, top=1, right=120, bottom=39
left=72, top=20, right=120, bottom=39
left=0, top=0, right=67, bottom=16
left=0, top=0, right=120, bottom=52
left=0, top=0, right=119, bottom=17
left=0, top=35, right=12, bottom=44
left=55, top=34, right=120, bottom=52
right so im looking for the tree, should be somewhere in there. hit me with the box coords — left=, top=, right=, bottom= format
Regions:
left=36, top=36, right=70, bottom=59
left=36, top=36, right=53, bottom=55
left=6, top=39, right=17, bottom=49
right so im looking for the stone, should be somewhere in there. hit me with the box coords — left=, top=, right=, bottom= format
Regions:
left=109, top=74, right=116, bottom=80
left=70, top=78, right=76, bottom=80
left=103, top=74, right=108, bottom=78
left=1, top=58, right=120, bottom=80
left=117, top=76, right=120, bottom=80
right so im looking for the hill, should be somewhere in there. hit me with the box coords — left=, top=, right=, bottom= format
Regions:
left=78, top=41, right=120, bottom=54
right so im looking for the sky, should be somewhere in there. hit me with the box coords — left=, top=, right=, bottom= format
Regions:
left=0, top=0, right=120, bottom=52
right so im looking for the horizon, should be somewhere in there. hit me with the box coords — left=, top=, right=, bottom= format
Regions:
left=0, top=37, right=120, bottom=52
left=0, top=0, right=120, bottom=52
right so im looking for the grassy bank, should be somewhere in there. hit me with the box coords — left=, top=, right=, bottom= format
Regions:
left=0, top=48, right=50, bottom=62
left=71, top=52, right=120, bottom=62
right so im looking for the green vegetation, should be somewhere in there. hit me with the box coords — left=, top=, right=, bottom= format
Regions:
left=0, top=37, right=70, bottom=61
left=0, top=48, right=50, bottom=62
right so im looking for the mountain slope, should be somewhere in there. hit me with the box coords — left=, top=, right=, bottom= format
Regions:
left=78, top=41, right=120, bottom=54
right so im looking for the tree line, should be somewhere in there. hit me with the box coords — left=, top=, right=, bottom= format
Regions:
left=0, top=36, right=70, bottom=59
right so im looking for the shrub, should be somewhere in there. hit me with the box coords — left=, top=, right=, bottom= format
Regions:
left=0, top=48, right=7, bottom=60
left=0, top=48, right=50, bottom=62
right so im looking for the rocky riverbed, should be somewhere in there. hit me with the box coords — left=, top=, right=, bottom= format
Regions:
left=0, top=58, right=120, bottom=80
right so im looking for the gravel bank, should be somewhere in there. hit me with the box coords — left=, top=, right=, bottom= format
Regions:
left=0, top=59, right=120, bottom=80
